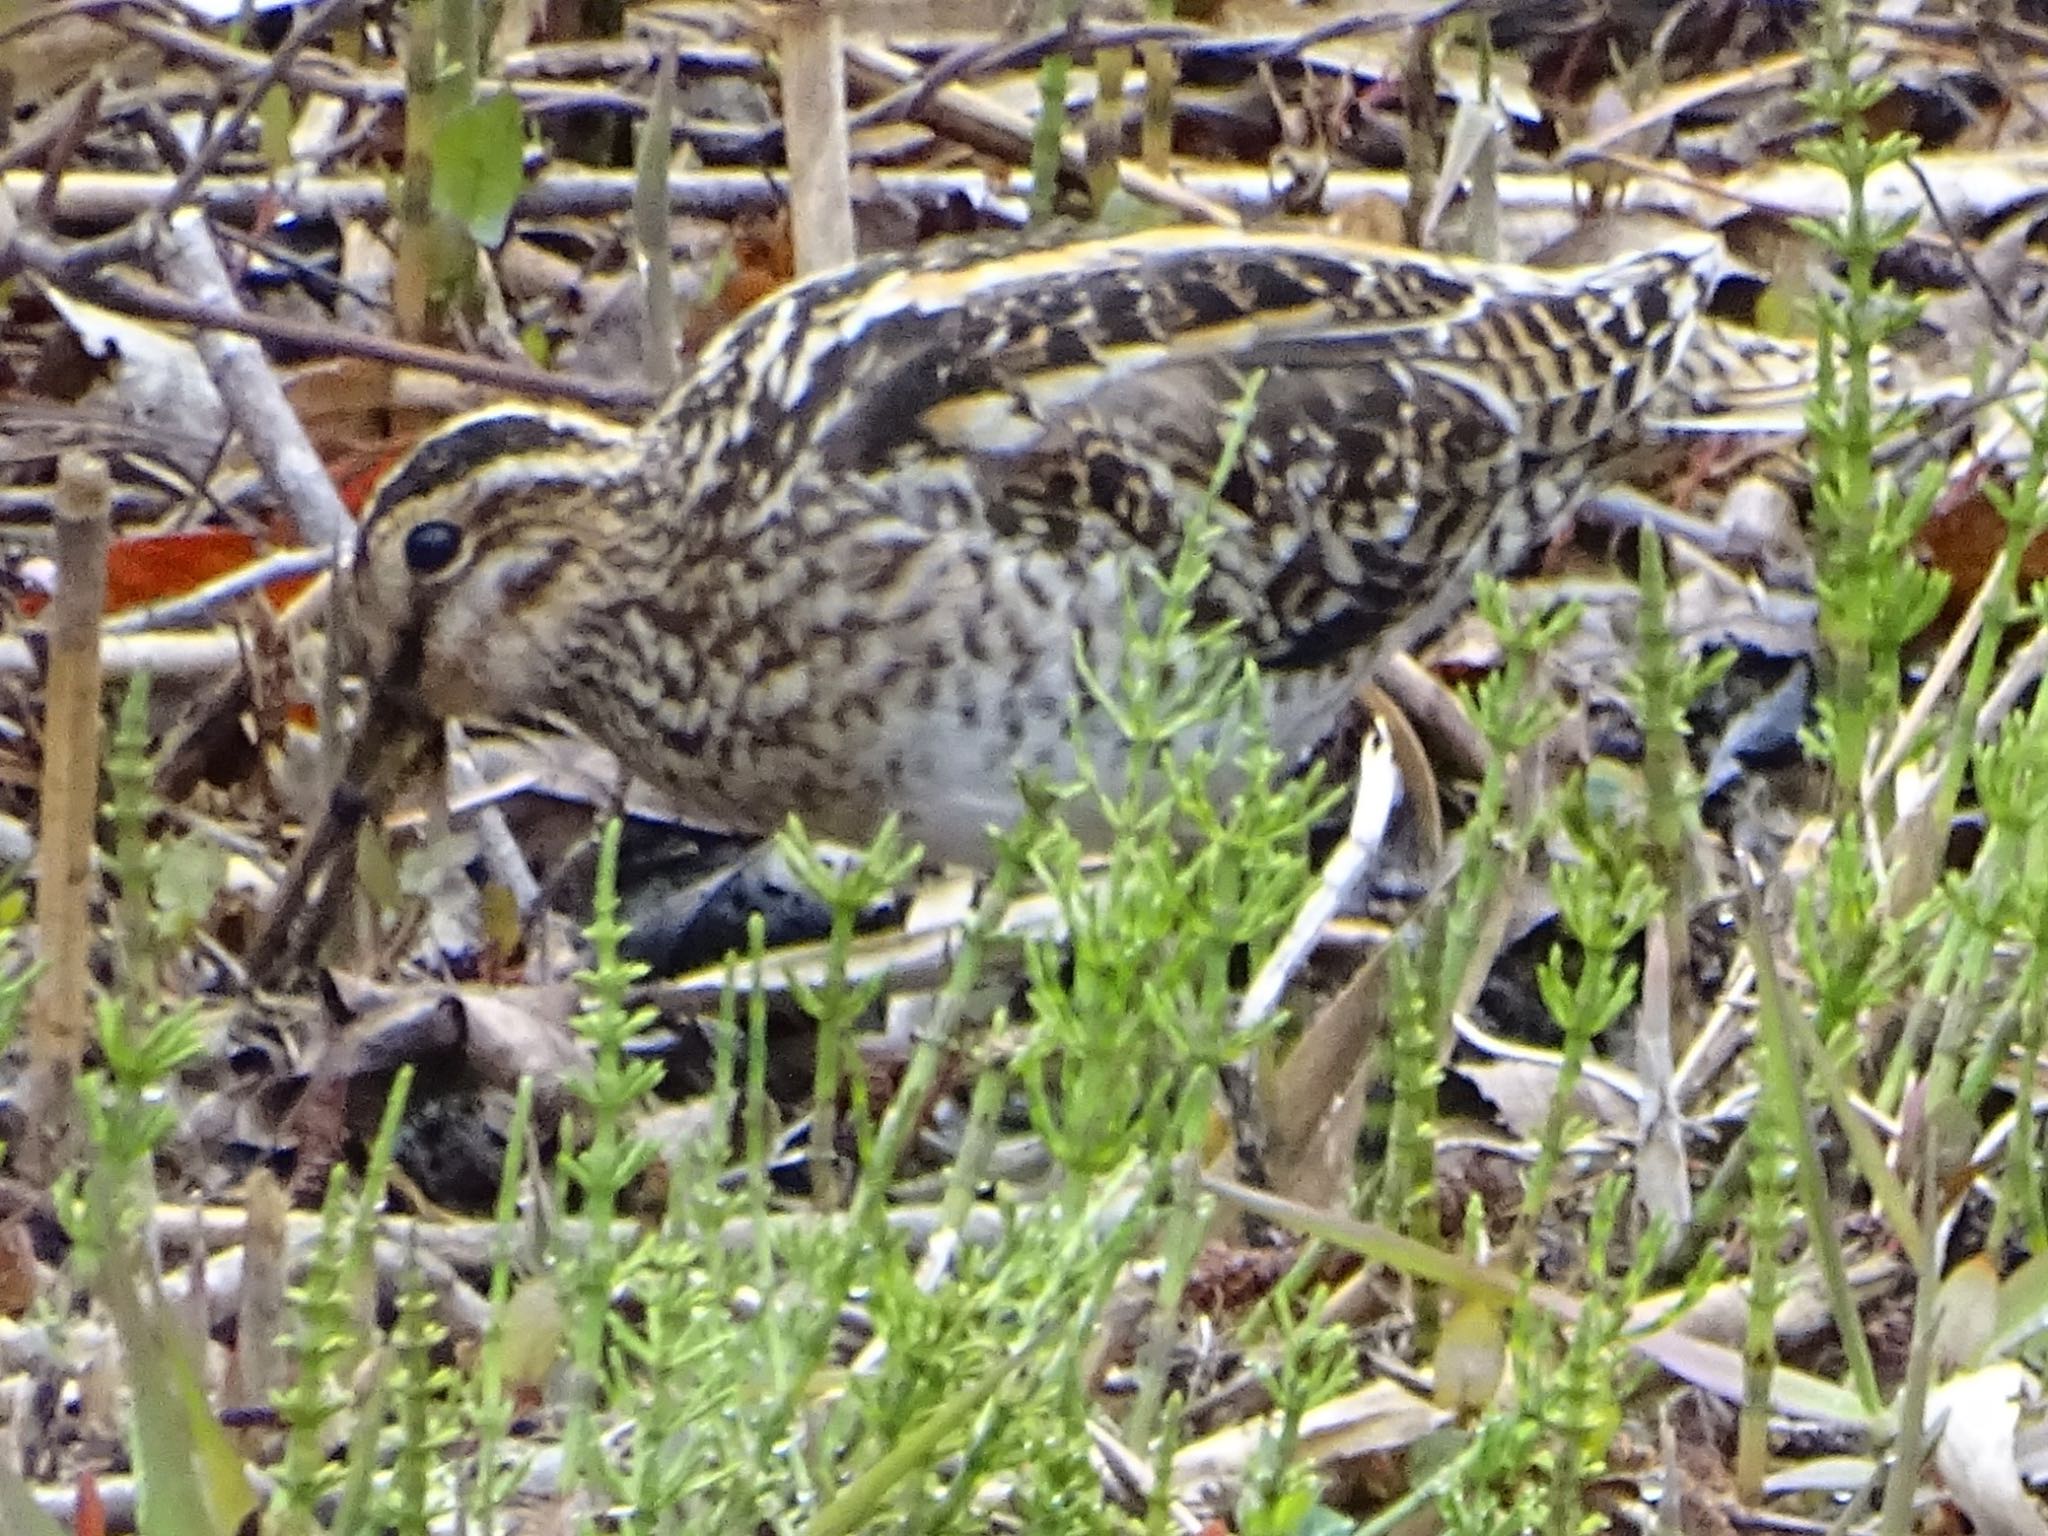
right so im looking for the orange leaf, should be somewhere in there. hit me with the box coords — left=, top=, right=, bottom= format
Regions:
left=336, top=440, right=417, bottom=515
left=1922, top=475, right=2048, bottom=624
left=104, top=530, right=259, bottom=613
left=18, top=529, right=331, bottom=620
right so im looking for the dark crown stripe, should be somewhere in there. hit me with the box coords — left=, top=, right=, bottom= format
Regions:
left=370, top=412, right=614, bottom=521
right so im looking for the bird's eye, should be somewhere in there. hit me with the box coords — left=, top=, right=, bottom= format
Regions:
left=404, top=520, right=463, bottom=575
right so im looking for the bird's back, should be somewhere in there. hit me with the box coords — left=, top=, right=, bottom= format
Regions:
left=645, top=226, right=1723, bottom=532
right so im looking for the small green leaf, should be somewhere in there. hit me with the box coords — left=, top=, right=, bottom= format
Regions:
left=153, top=833, right=227, bottom=942
left=430, top=92, right=525, bottom=248
left=257, top=84, right=296, bottom=171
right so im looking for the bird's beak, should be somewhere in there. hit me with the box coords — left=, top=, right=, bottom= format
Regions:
left=246, top=648, right=447, bottom=989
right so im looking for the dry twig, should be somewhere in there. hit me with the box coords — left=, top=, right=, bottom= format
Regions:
left=24, top=451, right=112, bottom=1180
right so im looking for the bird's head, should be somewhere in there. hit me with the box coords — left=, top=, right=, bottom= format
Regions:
left=351, top=406, right=643, bottom=722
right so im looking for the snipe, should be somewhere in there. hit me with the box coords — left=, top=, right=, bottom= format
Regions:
left=258, top=225, right=1754, bottom=974
left=362, top=229, right=1733, bottom=841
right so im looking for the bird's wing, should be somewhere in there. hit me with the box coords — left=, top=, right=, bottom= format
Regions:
left=806, top=230, right=1722, bottom=670
left=657, top=229, right=1723, bottom=668
left=792, top=228, right=1721, bottom=466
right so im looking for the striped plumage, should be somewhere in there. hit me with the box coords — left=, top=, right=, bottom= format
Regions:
left=351, top=227, right=1729, bottom=864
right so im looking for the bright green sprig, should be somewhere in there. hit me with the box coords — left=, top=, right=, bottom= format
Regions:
left=779, top=817, right=921, bottom=1207
left=1519, top=796, right=1659, bottom=1239
left=1535, top=1181, right=1649, bottom=1536
left=1794, top=0, right=1946, bottom=876
left=1962, top=684, right=2048, bottom=1254
left=1628, top=530, right=1731, bottom=885
left=273, top=1070, right=415, bottom=1523
left=376, top=1248, right=461, bottom=1534
left=58, top=674, right=205, bottom=1285
left=556, top=816, right=662, bottom=1499
left=462, top=1077, right=537, bottom=1535
left=1377, top=580, right=1577, bottom=1234
left=1237, top=1305, right=1361, bottom=1536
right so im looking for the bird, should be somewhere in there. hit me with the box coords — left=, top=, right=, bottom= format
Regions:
left=327, top=225, right=1740, bottom=886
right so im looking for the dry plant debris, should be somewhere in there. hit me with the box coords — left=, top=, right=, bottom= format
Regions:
left=4, top=1, right=2048, bottom=1533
